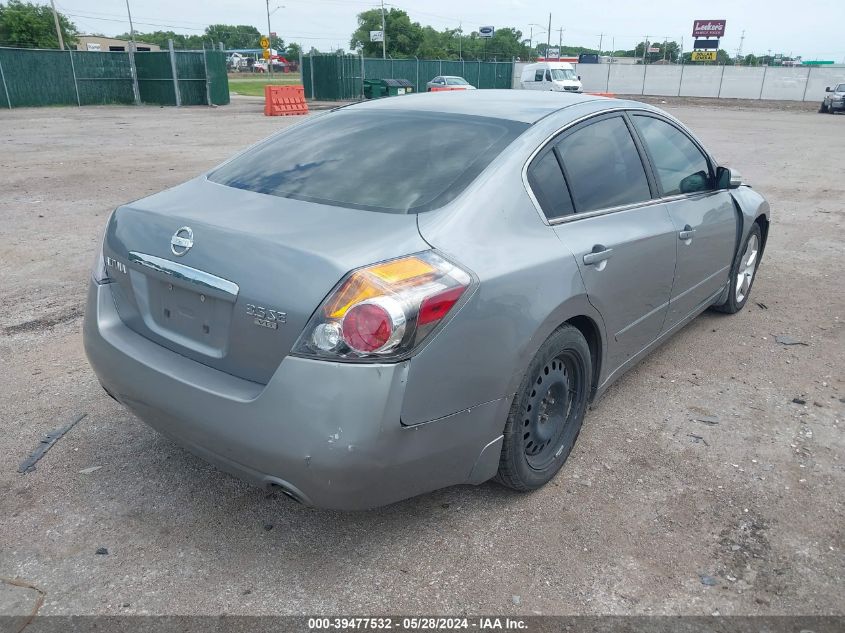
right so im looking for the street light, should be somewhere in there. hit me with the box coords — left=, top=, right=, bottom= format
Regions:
left=527, top=23, right=547, bottom=61
left=265, top=2, right=285, bottom=75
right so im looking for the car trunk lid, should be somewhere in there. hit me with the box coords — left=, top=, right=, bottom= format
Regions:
left=103, top=177, right=430, bottom=384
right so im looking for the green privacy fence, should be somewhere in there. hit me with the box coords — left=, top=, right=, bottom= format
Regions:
left=0, top=46, right=229, bottom=109
left=302, top=54, right=514, bottom=100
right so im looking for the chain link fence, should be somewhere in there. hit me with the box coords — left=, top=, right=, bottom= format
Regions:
left=0, top=46, right=230, bottom=109
left=302, top=54, right=514, bottom=100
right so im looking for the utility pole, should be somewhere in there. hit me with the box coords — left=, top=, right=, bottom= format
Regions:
left=265, top=0, right=274, bottom=76
left=125, top=0, right=136, bottom=45
left=49, top=0, right=64, bottom=50
left=381, top=0, right=386, bottom=59
left=458, top=23, right=462, bottom=60
left=546, top=13, right=552, bottom=59
left=642, top=35, right=649, bottom=64
left=529, top=26, right=533, bottom=60
left=597, top=33, right=604, bottom=54
left=735, top=29, right=746, bottom=65
left=558, top=27, right=563, bottom=56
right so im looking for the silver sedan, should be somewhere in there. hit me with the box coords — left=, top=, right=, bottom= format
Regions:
left=84, top=91, right=769, bottom=509
left=426, top=75, right=477, bottom=91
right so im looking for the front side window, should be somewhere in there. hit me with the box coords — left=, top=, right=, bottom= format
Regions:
left=632, top=115, right=713, bottom=195
left=545, top=70, right=552, bottom=81
left=549, top=69, right=576, bottom=81
left=555, top=116, right=652, bottom=212
left=210, top=110, right=528, bottom=214
left=527, top=151, right=574, bottom=220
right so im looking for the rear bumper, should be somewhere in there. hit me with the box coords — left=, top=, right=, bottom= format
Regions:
left=83, top=281, right=505, bottom=510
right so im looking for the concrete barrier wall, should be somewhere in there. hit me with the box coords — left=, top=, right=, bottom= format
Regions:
left=514, top=61, right=845, bottom=102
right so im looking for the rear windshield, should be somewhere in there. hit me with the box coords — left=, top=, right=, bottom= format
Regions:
left=209, top=109, right=528, bottom=213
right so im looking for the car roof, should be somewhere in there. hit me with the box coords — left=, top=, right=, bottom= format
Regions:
left=345, top=89, right=649, bottom=124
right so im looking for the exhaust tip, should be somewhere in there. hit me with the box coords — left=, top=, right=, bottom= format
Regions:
left=265, top=479, right=307, bottom=505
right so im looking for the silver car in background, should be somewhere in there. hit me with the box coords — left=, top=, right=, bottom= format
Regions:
left=84, top=91, right=770, bottom=509
left=426, top=76, right=476, bottom=91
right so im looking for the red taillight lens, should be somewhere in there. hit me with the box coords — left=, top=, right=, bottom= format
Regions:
left=342, top=303, right=392, bottom=352
left=418, top=286, right=466, bottom=326
left=293, top=251, right=473, bottom=361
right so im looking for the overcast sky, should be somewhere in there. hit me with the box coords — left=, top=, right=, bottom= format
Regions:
left=54, top=0, right=845, bottom=60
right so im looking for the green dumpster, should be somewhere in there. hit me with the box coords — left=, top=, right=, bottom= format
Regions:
left=381, top=79, right=408, bottom=97
left=363, top=79, right=386, bottom=99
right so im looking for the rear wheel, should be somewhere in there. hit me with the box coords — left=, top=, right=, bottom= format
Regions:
left=496, top=325, right=591, bottom=491
left=712, top=222, right=762, bottom=314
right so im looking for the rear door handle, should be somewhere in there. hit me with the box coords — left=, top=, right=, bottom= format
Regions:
left=679, top=225, right=696, bottom=241
left=583, top=247, right=613, bottom=265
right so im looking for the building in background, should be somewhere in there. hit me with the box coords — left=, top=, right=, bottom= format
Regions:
left=76, top=36, right=161, bottom=52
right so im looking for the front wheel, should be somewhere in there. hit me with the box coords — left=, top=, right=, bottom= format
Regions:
left=820, top=102, right=829, bottom=113
left=712, top=222, right=762, bottom=314
left=496, top=325, right=591, bottom=491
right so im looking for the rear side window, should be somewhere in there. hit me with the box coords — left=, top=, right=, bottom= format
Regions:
left=210, top=110, right=528, bottom=214
left=555, top=116, right=652, bottom=212
left=534, top=70, right=544, bottom=81
left=527, top=151, right=574, bottom=219
left=632, top=115, right=713, bottom=195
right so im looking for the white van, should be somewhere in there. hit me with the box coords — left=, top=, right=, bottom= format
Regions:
left=520, top=62, right=582, bottom=93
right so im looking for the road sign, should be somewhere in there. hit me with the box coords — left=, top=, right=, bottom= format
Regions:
left=370, top=30, right=384, bottom=42
left=260, top=36, right=270, bottom=49
left=479, top=26, right=495, bottom=38
left=692, top=20, right=726, bottom=38
left=262, top=48, right=271, bottom=60
left=691, top=51, right=717, bottom=61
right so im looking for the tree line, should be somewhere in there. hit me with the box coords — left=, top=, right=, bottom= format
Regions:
left=0, top=0, right=803, bottom=67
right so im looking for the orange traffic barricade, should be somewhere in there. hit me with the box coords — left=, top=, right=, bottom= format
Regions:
left=264, top=85, right=309, bottom=116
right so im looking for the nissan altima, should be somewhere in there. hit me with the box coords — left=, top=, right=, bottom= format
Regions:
left=84, top=90, right=770, bottom=509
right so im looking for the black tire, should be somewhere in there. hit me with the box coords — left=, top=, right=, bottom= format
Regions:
left=712, top=222, right=763, bottom=314
left=496, top=325, right=591, bottom=491
left=819, top=102, right=828, bottom=113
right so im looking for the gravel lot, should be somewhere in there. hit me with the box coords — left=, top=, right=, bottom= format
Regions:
left=1, top=96, right=843, bottom=616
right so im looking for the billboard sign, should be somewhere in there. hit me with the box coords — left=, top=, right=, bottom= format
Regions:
left=369, top=30, right=384, bottom=42
left=692, top=20, right=726, bottom=38
left=479, top=26, right=495, bottom=38
left=694, top=39, right=719, bottom=50
left=648, top=46, right=660, bottom=53
left=691, top=51, right=717, bottom=61
left=546, top=47, right=560, bottom=59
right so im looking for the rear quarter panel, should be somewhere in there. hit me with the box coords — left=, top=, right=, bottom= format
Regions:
left=403, top=107, right=609, bottom=426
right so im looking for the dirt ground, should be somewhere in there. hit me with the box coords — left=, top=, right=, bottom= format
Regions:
left=0, top=96, right=843, bottom=616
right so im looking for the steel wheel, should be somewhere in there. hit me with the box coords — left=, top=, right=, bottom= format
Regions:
left=735, top=233, right=759, bottom=304
left=522, top=351, right=584, bottom=471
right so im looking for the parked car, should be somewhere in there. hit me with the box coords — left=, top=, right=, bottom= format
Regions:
left=819, top=83, right=845, bottom=114
left=427, top=76, right=476, bottom=91
left=521, top=62, right=583, bottom=93
left=84, top=91, right=770, bottom=510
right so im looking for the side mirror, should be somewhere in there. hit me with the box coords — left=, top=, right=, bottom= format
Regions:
left=578, top=75, right=581, bottom=80
left=826, top=86, right=832, bottom=92
left=716, top=166, right=742, bottom=190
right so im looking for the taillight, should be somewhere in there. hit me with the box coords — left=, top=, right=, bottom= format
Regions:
left=91, top=218, right=113, bottom=284
left=293, top=251, right=473, bottom=361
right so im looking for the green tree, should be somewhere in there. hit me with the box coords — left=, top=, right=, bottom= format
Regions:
left=204, top=24, right=262, bottom=49
left=635, top=40, right=681, bottom=63
left=285, top=41, right=302, bottom=60
left=0, top=0, right=77, bottom=49
left=350, top=8, right=422, bottom=57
